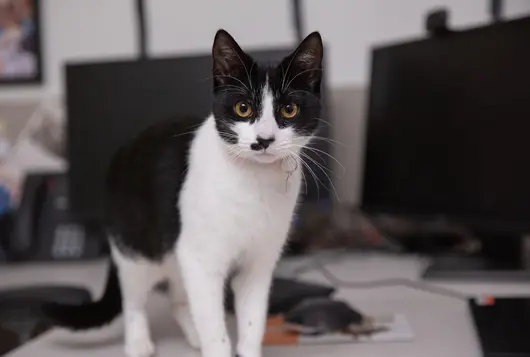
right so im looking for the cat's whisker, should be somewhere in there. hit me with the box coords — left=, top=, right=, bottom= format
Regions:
left=247, top=62, right=255, bottom=91
left=287, top=152, right=308, bottom=195
left=230, top=49, right=253, bottom=91
left=220, top=135, right=239, bottom=140
left=305, top=146, right=345, bottom=172
left=173, top=130, right=199, bottom=138
left=215, top=84, right=247, bottom=93
left=217, top=88, right=247, bottom=96
left=297, top=154, right=321, bottom=202
left=290, top=143, right=345, bottom=172
left=314, top=117, right=332, bottom=127
left=284, top=68, right=323, bottom=91
left=202, top=75, right=249, bottom=92
left=281, top=45, right=303, bottom=91
left=299, top=151, right=341, bottom=202
left=282, top=141, right=326, bottom=165
left=306, top=135, right=345, bottom=147
left=275, top=140, right=296, bottom=150
left=299, top=151, right=332, bottom=173
left=287, top=89, right=319, bottom=100
left=171, top=122, right=204, bottom=138
left=306, top=149, right=327, bottom=166
left=300, top=149, right=336, bottom=169
left=227, top=145, right=246, bottom=165
left=301, top=166, right=308, bottom=194
left=212, top=75, right=251, bottom=92
left=218, top=132, right=239, bottom=140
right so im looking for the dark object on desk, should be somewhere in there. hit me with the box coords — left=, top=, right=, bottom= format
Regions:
left=212, top=277, right=334, bottom=315
left=469, top=297, right=530, bottom=357
left=5, top=173, right=107, bottom=262
left=0, top=286, right=91, bottom=356
left=226, top=277, right=335, bottom=315
left=423, top=236, right=530, bottom=281
left=285, top=297, right=363, bottom=335
left=157, top=277, right=335, bottom=316
left=371, top=214, right=471, bottom=255
left=362, top=16, right=530, bottom=281
left=289, top=204, right=401, bottom=254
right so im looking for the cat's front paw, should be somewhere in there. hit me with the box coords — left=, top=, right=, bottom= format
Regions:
left=235, top=348, right=261, bottom=357
left=183, top=327, right=201, bottom=350
left=173, top=305, right=201, bottom=350
left=125, top=337, right=155, bottom=357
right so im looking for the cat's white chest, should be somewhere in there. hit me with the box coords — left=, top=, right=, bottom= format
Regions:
left=178, top=119, right=301, bottom=265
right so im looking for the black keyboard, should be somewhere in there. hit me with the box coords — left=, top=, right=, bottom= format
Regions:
left=470, top=297, right=530, bottom=357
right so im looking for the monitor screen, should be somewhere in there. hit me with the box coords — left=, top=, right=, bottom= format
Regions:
left=67, top=50, right=331, bottom=219
left=362, top=17, right=530, bottom=232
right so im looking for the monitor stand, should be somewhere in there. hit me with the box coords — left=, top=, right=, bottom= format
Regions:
left=422, top=233, right=530, bottom=281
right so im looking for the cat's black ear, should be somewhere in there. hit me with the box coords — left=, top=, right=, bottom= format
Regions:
left=212, top=29, right=253, bottom=88
left=280, top=32, right=323, bottom=92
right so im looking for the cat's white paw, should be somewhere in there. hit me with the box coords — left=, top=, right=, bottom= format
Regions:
left=174, top=305, right=201, bottom=350
left=125, top=337, right=156, bottom=357
left=182, top=326, right=201, bottom=350
left=236, top=345, right=261, bottom=357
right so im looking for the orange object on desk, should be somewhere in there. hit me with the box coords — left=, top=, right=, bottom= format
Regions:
left=263, top=315, right=300, bottom=345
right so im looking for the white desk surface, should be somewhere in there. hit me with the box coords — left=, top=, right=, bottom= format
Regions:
left=2, top=253, right=530, bottom=357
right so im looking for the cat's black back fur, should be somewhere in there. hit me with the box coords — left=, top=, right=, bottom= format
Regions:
left=105, top=116, right=204, bottom=260
left=41, top=116, right=203, bottom=330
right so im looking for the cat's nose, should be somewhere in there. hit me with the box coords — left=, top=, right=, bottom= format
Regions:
left=251, top=136, right=275, bottom=151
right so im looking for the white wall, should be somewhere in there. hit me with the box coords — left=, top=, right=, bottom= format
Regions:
left=148, top=0, right=295, bottom=56
left=0, top=0, right=297, bottom=100
left=505, top=0, right=530, bottom=17
left=0, top=0, right=529, bottom=100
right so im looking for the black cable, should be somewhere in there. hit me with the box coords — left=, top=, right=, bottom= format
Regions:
left=136, top=0, right=148, bottom=59
left=291, top=0, right=304, bottom=42
left=490, top=0, right=503, bottom=22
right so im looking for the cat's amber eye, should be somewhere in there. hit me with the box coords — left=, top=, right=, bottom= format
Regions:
left=280, top=103, right=299, bottom=119
left=234, top=101, right=253, bottom=118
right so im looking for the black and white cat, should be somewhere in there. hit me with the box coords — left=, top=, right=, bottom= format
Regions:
left=43, top=29, right=323, bottom=357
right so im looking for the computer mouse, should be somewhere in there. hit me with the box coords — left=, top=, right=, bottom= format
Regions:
left=284, top=297, right=364, bottom=335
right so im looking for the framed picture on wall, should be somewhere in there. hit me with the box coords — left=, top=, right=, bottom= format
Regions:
left=0, top=0, right=42, bottom=85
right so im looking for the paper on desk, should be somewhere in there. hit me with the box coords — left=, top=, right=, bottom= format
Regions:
left=264, top=314, right=414, bottom=346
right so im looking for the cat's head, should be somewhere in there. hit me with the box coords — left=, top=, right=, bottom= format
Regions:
left=211, top=29, right=323, bottom=164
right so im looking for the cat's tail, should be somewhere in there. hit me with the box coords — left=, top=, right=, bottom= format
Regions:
left=41, top=261, right=122, bottom=330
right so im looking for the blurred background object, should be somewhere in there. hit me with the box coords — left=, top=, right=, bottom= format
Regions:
left=0, top=0, right=42, bottom=84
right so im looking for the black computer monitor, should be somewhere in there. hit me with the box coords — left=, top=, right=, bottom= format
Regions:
left=66, top=50, right=332, bottom=221
left=362, top=16, right=530, bottom=280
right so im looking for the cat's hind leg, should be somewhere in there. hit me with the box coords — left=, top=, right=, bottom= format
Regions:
left=111, top=245, right=163, bottom=357
left=164, top=254, right=201, bottom=350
